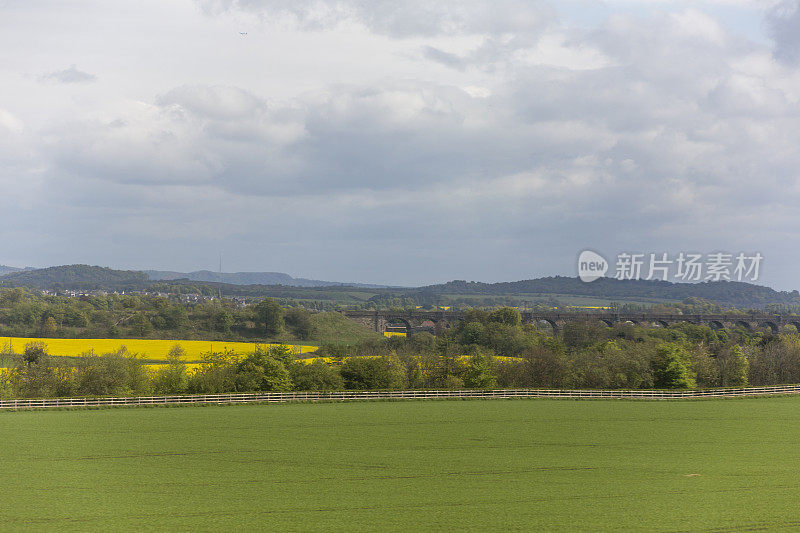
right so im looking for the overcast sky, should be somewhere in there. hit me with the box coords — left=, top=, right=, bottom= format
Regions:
left=2, top=0, right=800, bottom=288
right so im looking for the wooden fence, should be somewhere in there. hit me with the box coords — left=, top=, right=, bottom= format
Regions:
left=3, top=385, right=800, bottom=410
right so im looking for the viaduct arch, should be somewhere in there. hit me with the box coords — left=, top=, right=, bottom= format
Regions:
left=341, top=310, right=798, bottom=337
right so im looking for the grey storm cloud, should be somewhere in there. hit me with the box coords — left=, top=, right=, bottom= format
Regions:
left=39, top=65, right=96, bottom=84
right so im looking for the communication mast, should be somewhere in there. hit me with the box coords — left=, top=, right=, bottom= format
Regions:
left=218, top=253, right=223, bottom=300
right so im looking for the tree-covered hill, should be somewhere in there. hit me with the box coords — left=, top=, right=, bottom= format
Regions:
left=0, top=265, right=149, bottom=290
left=374, top=276, right=800, bottom=309
left=145, top=269, right=386, bottom=288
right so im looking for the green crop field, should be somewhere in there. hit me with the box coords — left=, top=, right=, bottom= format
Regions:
left=3, top=398, right=800, bottom=531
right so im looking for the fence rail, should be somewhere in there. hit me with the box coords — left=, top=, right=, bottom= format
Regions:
left=3, top=385, right=800, bottom=410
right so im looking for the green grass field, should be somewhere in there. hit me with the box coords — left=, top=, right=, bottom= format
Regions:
left=2, top=398, right=800, bottom=531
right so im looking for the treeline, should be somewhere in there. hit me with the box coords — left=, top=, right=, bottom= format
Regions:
left=0, top=288, right=330, bottom=342
left=1, top=342, right=352, bottom=398
left=0, top=286, right=774, bottom=346
left=7, top=308, right=800, bottom=398
left=319, top=308, right=800, bottom=390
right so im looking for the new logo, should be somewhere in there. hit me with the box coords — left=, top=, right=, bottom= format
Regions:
left=578, top=250, right=608, bottom=282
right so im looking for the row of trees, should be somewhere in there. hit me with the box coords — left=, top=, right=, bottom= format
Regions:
left=0, top=289, right=314, bottom=341
left=1, top=342, right=395, bottom=398
left=6, top=320, right=799, bottom=398
left=2, top=286, right=796, bottom=346
left=6, top=305, right=800, bottom=398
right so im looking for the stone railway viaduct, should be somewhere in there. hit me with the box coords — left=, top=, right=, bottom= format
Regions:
left=342, top=310, right=800, bottom=336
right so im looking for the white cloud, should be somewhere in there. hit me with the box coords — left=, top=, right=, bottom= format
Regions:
left=2, top=1, right=800, bottom=286
left=197, top=0, right=555, bottom=37
left=0, top=109, right=23, bottom=133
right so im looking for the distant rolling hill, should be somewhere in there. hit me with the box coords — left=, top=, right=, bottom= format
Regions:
left=144, top=270, right=386, bottom=288
left=1, top=265, right=799, bottom=309
left=0, top=264, right=387, bottom=290
left=0, top=265, right=149, bottom=289
left=0, top=265, right=34, bottom=276
left=389, top=276, right=800, bottom=309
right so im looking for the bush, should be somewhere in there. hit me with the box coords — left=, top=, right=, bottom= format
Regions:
left=253, top=299, right=284, bottom=336
left=290, top=360, right=344, bottom=391
left=563, top=320, right=610, bottom=349
left=489, top=307, right=522, bottom=327
left=285, top=308, right=314, bottom=340
left=74, top=348, right=151, bottom=396
left=652, top=343, right=696, bottom=389
left=442, top=374, right=465, bottom=389
left=234, top=345, right=293, bottom=392
left=460, top=322, right=486, bottom=345
left=463, top=354, right=497, bottom=389
left=151, top=344, right=189, bottom=394
left=340, top=356, right=404, bottom=390
left=569, top=341, right=653, bottom=389
left=188, top=350, right=238, bottom=393
left=718, top=345, right=748, bottom=387
left=8, top=342, right=67, bottom=397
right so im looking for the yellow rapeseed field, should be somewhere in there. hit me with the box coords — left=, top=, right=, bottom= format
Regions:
left=383, top=331, right=406, bottom=338
left=144, top=363, right=203, bottom=373
left=0, top=337, right=317, bottom=362
left=296, top=355, right=522, bottom=365
left=297, top=356, right=380, bottom=365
